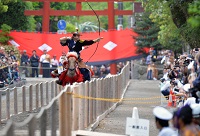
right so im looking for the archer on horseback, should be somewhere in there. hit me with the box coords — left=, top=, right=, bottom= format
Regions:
left=59, top=30, right=103, bottom=82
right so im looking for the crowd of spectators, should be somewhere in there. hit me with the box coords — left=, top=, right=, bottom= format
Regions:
left=158, top=48, right=200, bottom=107
left=0, top=46, right=125, bottom=88
left=146, top=48, right=200, bottom=135
left=88, top=62, right=125, bottom=78
left=0, top=48, right=20, bottom=88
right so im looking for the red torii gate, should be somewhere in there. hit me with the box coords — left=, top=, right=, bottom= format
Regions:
left=23, top=0, right=143, bottom=32
left=23, top=0, right=143, bottom=74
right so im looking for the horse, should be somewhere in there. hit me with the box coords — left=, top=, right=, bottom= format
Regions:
left=51, top=52, right=84, bottom=86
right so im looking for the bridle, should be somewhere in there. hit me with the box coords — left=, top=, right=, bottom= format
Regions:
left=67, top=54, right=78, bottom=72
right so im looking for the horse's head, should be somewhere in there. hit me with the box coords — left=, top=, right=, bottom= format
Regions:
left=66, top=52, right=78, bottom=76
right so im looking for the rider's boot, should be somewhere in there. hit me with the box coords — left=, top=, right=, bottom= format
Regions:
left=79, top=68, right=91, bottom=81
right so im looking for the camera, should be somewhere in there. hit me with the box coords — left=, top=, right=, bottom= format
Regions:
left=183, top=59, right=191, bottom=66
left=170, top=79, right=178, bottom=86
left=168, top=70, right=178, bottom=79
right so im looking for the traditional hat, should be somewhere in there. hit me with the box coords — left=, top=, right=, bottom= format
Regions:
left=72, top=32, right=81, bottom=36
left=153, top=106, right=172, bottom=120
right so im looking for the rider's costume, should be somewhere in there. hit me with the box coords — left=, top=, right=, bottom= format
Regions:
left=60, top=38, right=94, bottom=58
left=60, top=37, right=95, bottom=82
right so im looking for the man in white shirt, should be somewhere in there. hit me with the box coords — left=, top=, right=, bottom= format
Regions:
left=40, top=49, right=51, bottom=78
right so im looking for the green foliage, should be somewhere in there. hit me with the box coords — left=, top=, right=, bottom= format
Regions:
left=133, top=12, right=160, bottom=53
left=0, top=24, right=12, bottom=45
left=66, top=23, right=76, bottom=33
left=188, top=0, right=200, bottom=28
left=0, top=0, right=17, bottom=13
left=0, top=1, right=35, bottom=31
left=140, top=0, right=200, bottom=51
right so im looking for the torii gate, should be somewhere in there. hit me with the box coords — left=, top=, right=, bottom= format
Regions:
left=23, top=0, right=143, bottom=74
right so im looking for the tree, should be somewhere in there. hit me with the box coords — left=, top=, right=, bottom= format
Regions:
left=0, top=0, right=36, bottom=31
left=0, top=24, right=12, bottom=45
left=0, top=0, right=17, bottom=13
left=133, top=12, right=160, bottom=54
left=141, top=0, right=200, bottom=50
left=188, top=0, right=200, bottom=28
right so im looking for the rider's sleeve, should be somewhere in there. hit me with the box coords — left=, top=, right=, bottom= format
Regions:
left=60, top=38, right=70, bottom=46
left=80, top=40, right=95, bottom=46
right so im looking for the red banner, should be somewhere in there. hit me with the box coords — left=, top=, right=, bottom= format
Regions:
left=10, top=29, right=141, bottom=65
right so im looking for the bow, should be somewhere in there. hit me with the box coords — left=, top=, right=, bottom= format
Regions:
left=85, top=0, right=100, bottom=64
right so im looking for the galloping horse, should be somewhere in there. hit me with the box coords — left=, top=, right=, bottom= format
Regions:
left=51, top=52, right=84, bottom=86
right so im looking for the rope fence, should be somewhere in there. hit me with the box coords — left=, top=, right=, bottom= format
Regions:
left=0, top=61, right=130, bottom=136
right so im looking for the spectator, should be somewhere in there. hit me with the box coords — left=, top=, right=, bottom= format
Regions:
left=153, top=106, right=176, bottom=136
left=30, top=50, right=40, bottom=77
left=100, top=65, right=109, bottom=78
left=21, top=50, right=30, bottom=77
left=146, top=50, right=153, bottom=65
left=92, top=66, right=100, bottom=78
left=40, top=49, right=51, bottom=78
left=0, top=49, right=5, bottom=58
left=9, top=50, right=17, bottom=61
left=190, top=104, right=200, bottom=126
left=59, top=51, right=67, bottom=64
left=176, top=105, right=200, bottom=135
left=51, top=55, right=59, bottom=71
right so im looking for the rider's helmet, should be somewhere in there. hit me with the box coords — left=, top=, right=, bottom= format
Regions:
left=72, top=32, right=81, bottom=37
left=72, top=28, right=81, bottom=37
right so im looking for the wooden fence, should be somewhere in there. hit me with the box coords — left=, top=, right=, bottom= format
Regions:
left=0, top=62, right=131, bottom=136
left=0, top=80, right=59, bottom=123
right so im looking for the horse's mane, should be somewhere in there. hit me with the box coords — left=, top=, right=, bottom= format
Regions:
left=67, top=52, right=78, bottom=59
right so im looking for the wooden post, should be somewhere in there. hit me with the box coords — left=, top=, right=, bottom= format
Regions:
left=6, top=89, right=10, bottom=119
left=84, top=81, right=89, bottom=127
left=29, top=85, right=33, bottom=111
left=92, top=80, right=96, bottom=120
left=4, top=120, right=14, bottom=136
left=96, top=79, right=101, bottom=116
left=51, top=81, right=54, bottom=100
left=13, top=87, right=18, bottom=115
left=72, top=85, right=79, bottom=131
left=102, top=79, right=105, bottom=111
left=59, top=86, right=72, bottom=136
left=36, top=84, right=39, bottom=109
left=50, top=101, right=57, bottom=136
left=40, top=83, right=44, bottom=107
left=40, top=109, right=47, bottom=136
left=54, top=81, right=57, bottom=96
left=28, top=115, right=36, bottom=136
left=78, top=83, right=84, bottom=130
left=88, top=82, right=93, bottom=124
left=22, top=86, right=26, bottom=112
left=99, top=79, right=103, bottom=114
left=45, top=82, right=49, bottom=105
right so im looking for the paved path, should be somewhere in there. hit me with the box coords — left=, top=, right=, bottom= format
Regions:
left=0, top=79, right=167, bottom=136
left=94, top=80, right=164, bottom=136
